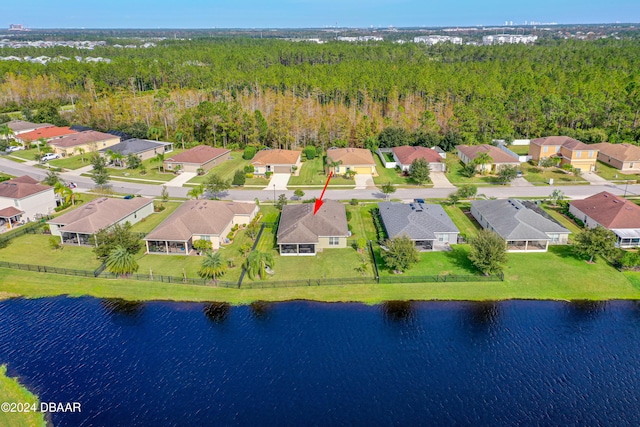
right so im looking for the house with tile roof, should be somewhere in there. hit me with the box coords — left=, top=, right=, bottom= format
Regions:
left=378, top=202, right=459, bottom=250
left=250, top=149, right=302, bottom=175
left=144, top=200, right=257, bottom=254
left=15, top=126, right=77, bottom=145
left=163, top=145, right=230, bottom=173
left=569, top=192, right=640, bottom=248
left=0, top=175, right=55, bottom=225
left=391, top=146, right=446, bottom=172
left=471, top=199, right=570, bottom=252
left=325, top=148, right=377, bottom=175
left=456, top=144, right=520, bottom=172
left=277, top=200, right=349, bottom=256
left=48, top=197, right=154, bottom=245
left=48, top=130, right=121, bottom=156
left=530, top=136, right=598, bottom=171
left=590, top=143, right=640, bottom=172
left=99, top=138, right=174, bottom=166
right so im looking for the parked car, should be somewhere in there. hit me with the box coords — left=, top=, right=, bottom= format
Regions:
left=66, top=182, right=77, bottom=189
left=41, top=153, right=60, bottom=162
left=6, top=146, right=24, bottom=153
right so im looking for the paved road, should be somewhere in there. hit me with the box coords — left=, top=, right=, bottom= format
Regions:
left=2, top=156, right=638, bottom=202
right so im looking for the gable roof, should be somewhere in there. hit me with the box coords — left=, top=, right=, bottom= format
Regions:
left=326, top=148, right=375, bottom=166
left=99, top=138, right=171, bottom=156
left=472, top=199, right=570, bottom=240
left=49, top=130, right=118, bottom=148
left=251, top=149, right=301, bottom=166
left=48, top=197, right=153, bottom=234
left=378, top=202, right=458, bottom=240
left=569, top=192, right=640, bottom=229
left=6, top=120, right=52, bottom=133
left=18, top=126, right=77, bottom=142
left=165, top=145, right=230, bottom=165
left=144, top=200, right=257, bottom=241
left=0, top=175, right=52, bottom=199
left=590, top=143, right=640, bottom=163
left=392, top=146, right=443, bottom=165
left=531, top=136, right=591, bottom=151
left=0, top=206, right=24, bottom=218
left=456, top=144, right=520, bottom=164
left=277, top=200, right=349, bottom=244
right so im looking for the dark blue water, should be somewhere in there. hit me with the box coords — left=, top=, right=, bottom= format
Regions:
left=1, top=298, right=640, bottom=426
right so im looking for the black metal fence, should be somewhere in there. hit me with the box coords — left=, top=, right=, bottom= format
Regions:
left=239, top=276, right=374, bottom=289
left=0, top=217, right=52, bottom=247
left=379, top=273, right=504, bottom=284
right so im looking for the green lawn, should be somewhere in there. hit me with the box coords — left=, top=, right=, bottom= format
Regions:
left=376, top=245, right=479, bottom=277
left=288, top=157, right=355, bottom=187
left=540, top=204, right=584, bottom=237
left=129, top=202, right=181, bottom=233
left=7, top=148, right=38, bottom=161
left=445, top=156, right=503, bottom=185
left=0, top=233, right=102, bottom=270
left=521, top=163, right=588, bottom=184
left=372, top=155, right=415, bottom=185
left=508, top=145, right=530, bottom=155
left=187, top=151, right=249, bottom=184
left=0, top=365, right=46, bottom=427
left=259, top=206, right=280, bottom=223
left=594, top=160, right=640, bottom=182
left=347, top=203, right=378, bottom=241
left=442, top=204, right=482, bottom=238
left=243, top=177, right=270, bottom=187
left=49, top=154, right=92, bottom=170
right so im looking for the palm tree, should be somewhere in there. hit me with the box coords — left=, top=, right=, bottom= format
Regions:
left=244, top=250, right=275, bottom=281
left=34, top=137, right=48, bottom=153
left=326, top=158, right=343, bottom=175
left=147, top=126, right=163, bottom=141
left=54, top=182, right=73, bottom=206
left=111, top=151, right=124, bottom=168
left=198, top=251, right=227, bottom=282
left=106, top=245, right=139, bottom=277
left=75, top=147, right=86, bottom=163
left=187, top=184, right=204, bottom=200
left=152, top=152, right=165, bottom=172
left=474, top=152, right=493, bottom=173
left=0, top=124, right=13, bottom=141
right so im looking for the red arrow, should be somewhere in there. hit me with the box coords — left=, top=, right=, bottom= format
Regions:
left=314, top=171, right=333, bottom=215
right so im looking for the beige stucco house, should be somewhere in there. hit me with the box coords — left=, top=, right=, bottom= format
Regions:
left=49, top=130, right=121, bottom=156
left=251, top=149, right=302, bottom=175
left=163, top=146, right=230, bottom=173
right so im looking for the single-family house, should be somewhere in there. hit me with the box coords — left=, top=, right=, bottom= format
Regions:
left=144, top=200, right=258, bottom=255
left=48, top=197, right=154, bottom=245
left=99, top=138, right=174, bottom=167
left=456, top=144, right=520, bottom=172
left=0, top=175, right=55, bottom=226
left=471, top=199, right=571, bottom=252
left=3, top=120, right=52, bottom=139
left=277, top=200, right=349, bottom=256
left=590, top=143, right=640, bottom=172
left=326, top=148, right=377, bottom=175
left=530, top=136, right=598, bottom=171
left=16, top=126, right=77, bottom=145
left=391, top=146, right=446, bottom=172
left=569, top=191, right=640, bottom=248
left=163, top=145, right=230, bottom=173
left=48, top=130, right=121, bottom=157
left=251, top=149, right=302, bottom=175
left=378, top=202, right=459, bottom=250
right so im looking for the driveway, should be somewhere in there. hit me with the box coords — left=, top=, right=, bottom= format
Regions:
left=355, top=174, right=375, bottom=190
left=510, top=177, right=534, bottom=187
left=429, top=171, right=455, bottom=189
left=265, top=173, right=290, bottom=191
left=165, top=172, right=197, bottom=187
left=581, top=171, right=610, bottom=185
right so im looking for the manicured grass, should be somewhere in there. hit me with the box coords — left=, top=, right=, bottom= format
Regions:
left=376, top=245, right=479, bottom=277
left=520, top=163, right=588, bottom=184
left=0, top=365, right=46, bottom=427
left=259, top=206, right=280, bottom=223
left=243, top=177, right=270, bottom=187
left=540, top=204, right=584, bottom=237
left=508, top=145, right=530, bottom=155
left=188, top=151, right=249, bottom=184
left=445, top=156, right=502, bottom=185
left=0, top=233, right=102, bottom=270
left=347, top=203, right=378, bottom=241
left=129, top=202, right=181, bottom=233
left=288, top=157, right=355, bottom=186
left=7, top=148, right=38, bottom=162
left=49, top=154, right=91, bottom=170
left=594, top=160, right=640, bottom=182
left=442, top=204, right=482, bottom=237
left=372, top=155, right=414, bottom=185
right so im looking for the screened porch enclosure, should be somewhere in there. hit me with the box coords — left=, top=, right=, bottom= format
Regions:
left=146, top=239, right=191, bottom=255
left=279, top=243, right=316, bottom=256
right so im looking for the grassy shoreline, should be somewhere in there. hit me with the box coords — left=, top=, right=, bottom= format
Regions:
left=0, top=365, right=46, bottom=427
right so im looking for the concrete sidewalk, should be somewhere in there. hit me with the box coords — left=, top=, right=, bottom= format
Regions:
left=164, top=172, right=197, bottom=187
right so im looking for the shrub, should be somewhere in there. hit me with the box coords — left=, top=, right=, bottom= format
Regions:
left=350, top=198, right=359, bottom=206
left=243, top=146, right=257, bottom=160
left=193, top=239, right=213, bottom=252
left=265, top=171, right=273, bottom=178
left=244, top=164, right=255, bottom=173
left=620, top=251, right=640, bottom=268
left=196, top=167, right=205, bottom=176
left=232, top=169, right=246, bottom=186
left=345, top=210, right=352, bottom=221
left=245, top=173, right=254, bottom=179
left=303, top=146, right=316, bottom=160
left=49, top=236, right=62, bottom=250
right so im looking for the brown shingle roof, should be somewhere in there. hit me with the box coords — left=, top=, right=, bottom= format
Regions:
left=19, top=126, right=77, bottom=142
left=0, top=206, right=24, bottom=218
left=6, top=120, right=52, bottom=133
left=165, top=146, right=230, bottom=165
left=570, top=192, right=640, bottom=229
left=591, top=143, right=640, bottom=162
left=456, top=144, right=520, bottom=164
left=326, top=148, right=375, bottom=166
left=49, top=197, right=153, bottom=234
left=251, top=149, right=301, bottom=166
left=531, top=136, right=591, bottom=151
left=49, top=130, right=118, bottom=148
left=277, top=200, right=349, bottom=244
left=392, top=146, right=443, bottom=165
left=0, top=176, right=52, bottom=199
left=144, top=200, right=257, bottom=241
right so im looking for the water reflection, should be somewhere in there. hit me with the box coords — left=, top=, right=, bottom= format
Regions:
left=381, top=301, right=415, bottom=324
left=100, top=299, right=145, bottom=325
left=566, top=300, right=607, bottom=321
left=203, top=302, right=231, bottom=324
left=460, top=302, right=500, bottom=334
left=249, top=301, right=272, bottom=321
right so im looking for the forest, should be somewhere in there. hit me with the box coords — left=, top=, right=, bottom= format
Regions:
left=1, top=36, right=640, bottom=150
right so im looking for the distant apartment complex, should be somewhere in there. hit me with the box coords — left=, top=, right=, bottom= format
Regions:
left=413, top=35, right=462, bottom=45
left=336, top=36, right=383, bottom=42
left=482, top=34, right=538, bottom=45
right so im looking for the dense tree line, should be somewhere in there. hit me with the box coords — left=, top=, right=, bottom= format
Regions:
left=1, top=37, right=640, bottom=148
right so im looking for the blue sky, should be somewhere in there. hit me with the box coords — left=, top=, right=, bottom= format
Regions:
left=3, top=0, right=639, bottom=29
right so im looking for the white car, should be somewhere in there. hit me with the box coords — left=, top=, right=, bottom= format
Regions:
left=41, top=153, right=60, bottom=162
left=6, top=146, right=24, bottom=153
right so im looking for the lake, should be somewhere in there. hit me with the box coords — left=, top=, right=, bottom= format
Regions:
left=1, top=298, right=640, bottom=426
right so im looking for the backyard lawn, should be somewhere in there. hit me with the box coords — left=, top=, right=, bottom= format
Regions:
left=540, top=204, right=584, bottom=237
left=376, top=245, right=480, bottom=277
left=129, top=202, right=180, bottom=233
left=442, top=203, right=482, bottom=238
left=187, top=151, right=249, bottom=184
left=508, top=145, right=530, bottom=155
left=594, top=161, right=640, bottom=182
left=347, top=203, right=378, bottom=241
left=0, top=233, right=102, bottom=270
left=520, top=163, right=587, bottom=184
left=288, top=158, right=355, bottom=187
left=0, top=365, right=46, bottom=427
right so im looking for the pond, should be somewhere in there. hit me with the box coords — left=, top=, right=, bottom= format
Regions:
left=1, top=298, right=639, bottom=426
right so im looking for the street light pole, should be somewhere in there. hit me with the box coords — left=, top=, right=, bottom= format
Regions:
left=273, top=184, right=276, bottom=206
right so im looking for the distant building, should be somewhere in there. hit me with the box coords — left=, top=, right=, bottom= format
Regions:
left=336, top=36, right=383, bottom=42
left=8, top=24, right=30, bottom=32
left=413, top=35, right=462, bottom=45
left=482, top=34, right=537, bottom=45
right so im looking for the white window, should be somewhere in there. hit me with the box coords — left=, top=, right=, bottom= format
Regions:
left=589, top=150, right=594, bottom=157
left=201, top=235, right=210, bottom=241
left=576, top=151, right=581, bottom=158
left=335, top=167, right=340, bottom=173
left=438, top=234, right=447, bottom=242
left=548, top=233, right=560, bottom=243
left=328, top=237, right=339, bottom=246
left=543, top=146, right=548, bottom=153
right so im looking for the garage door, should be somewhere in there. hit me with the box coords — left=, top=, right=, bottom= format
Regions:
left=354, top=167, right=372, bottom=174
left=274, top=165, right=291, bottom=173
